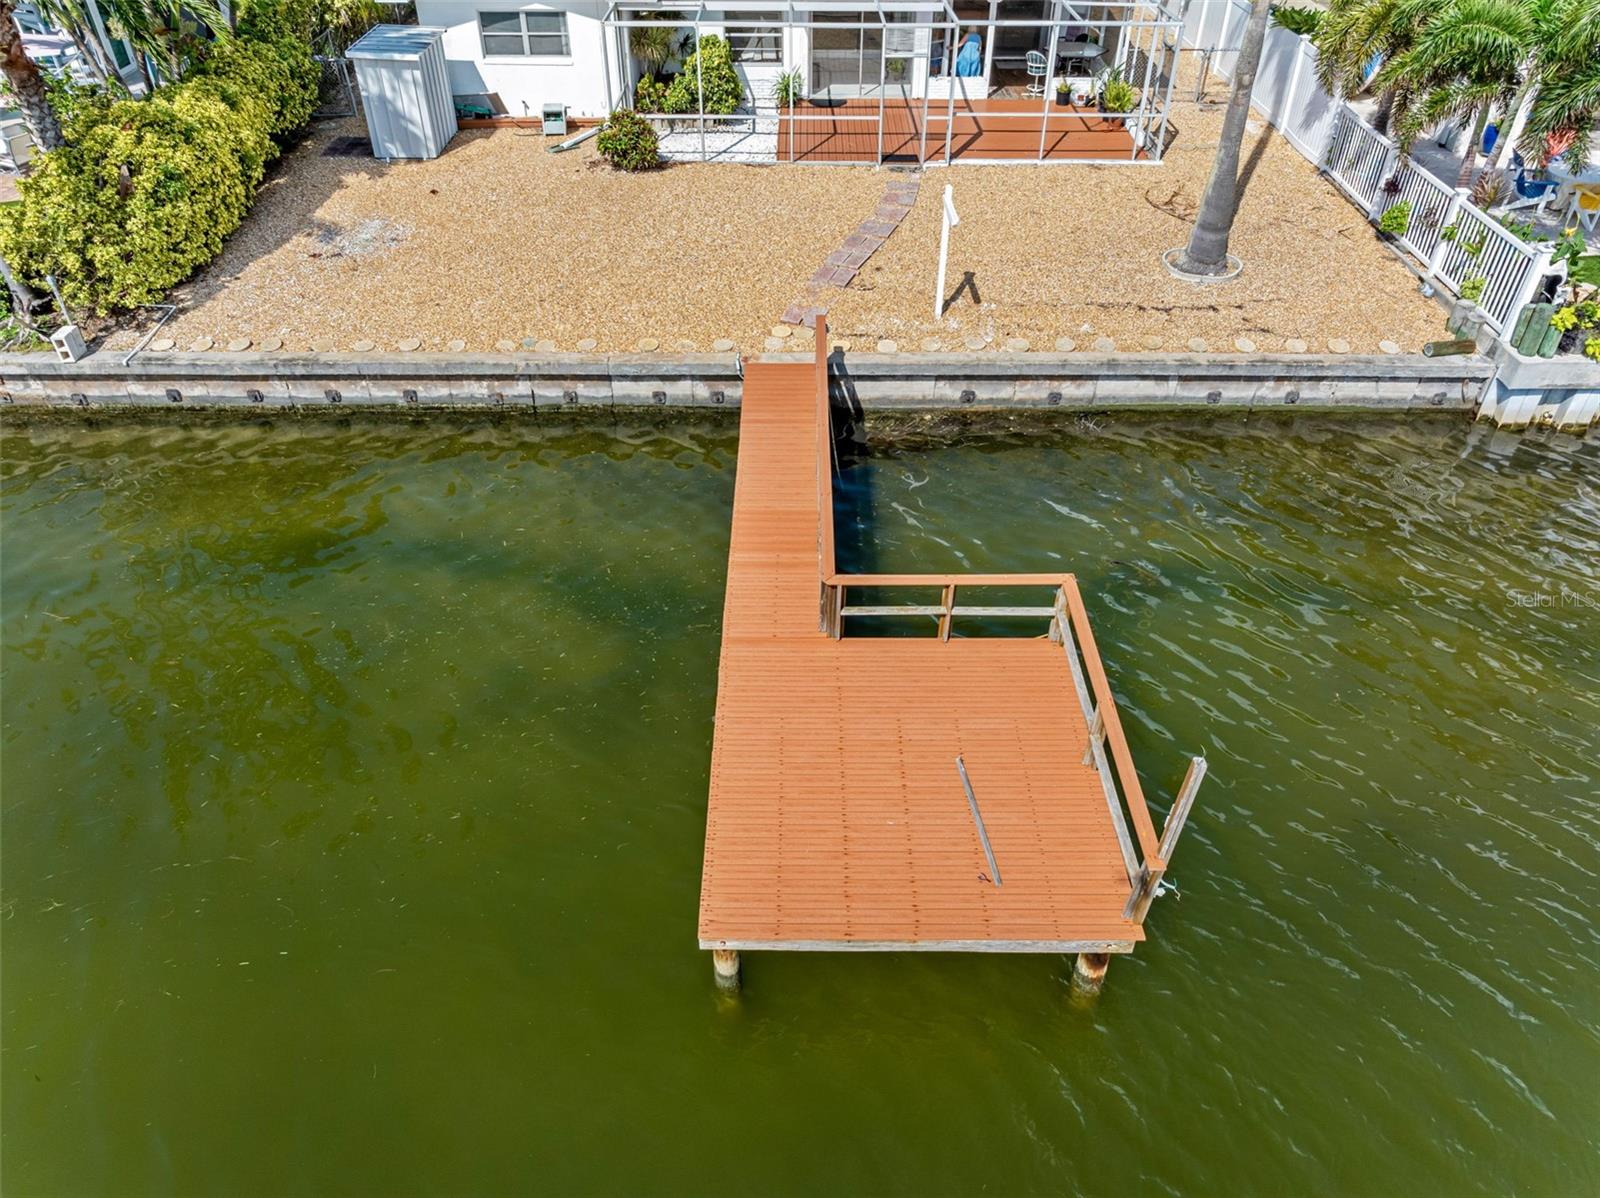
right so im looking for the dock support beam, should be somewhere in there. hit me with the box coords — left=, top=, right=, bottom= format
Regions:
left=712, top=949, right=741, bottom=992
left=1071, top=952, right=1110, bottom=997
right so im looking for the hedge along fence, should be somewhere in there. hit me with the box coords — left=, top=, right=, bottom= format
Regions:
left=0, top=2, right=319, bottom=313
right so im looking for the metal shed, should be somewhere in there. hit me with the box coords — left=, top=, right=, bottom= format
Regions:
left=346, top=25, right=458, bottom=161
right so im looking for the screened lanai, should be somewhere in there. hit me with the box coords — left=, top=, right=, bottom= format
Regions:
left=600, top=1, right=1182, bottom=165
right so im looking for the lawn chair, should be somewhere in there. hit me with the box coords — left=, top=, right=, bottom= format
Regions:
left=1566, top=184, right=1600, bottom=233
left=1025, top=51, right=1048, bottom=96
left=1502, top=151, right=1559, bottom=214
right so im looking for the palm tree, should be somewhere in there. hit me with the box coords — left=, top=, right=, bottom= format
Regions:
left=1315, top=0, right=1433, bottom=135
left=1170, top=0, right=1272, bottom=276
left=32, top=0, right=117, bottom=86
left=1519, top=0, right=1600, bottom=165
left=0, top=0, right=64, bottom=151
left=629, top=20, right=678, bottom=82
left=1375, top=0, right=1533, bottom=186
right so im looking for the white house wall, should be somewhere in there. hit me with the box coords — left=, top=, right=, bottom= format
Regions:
left=414, top=0, right=623, bottom=118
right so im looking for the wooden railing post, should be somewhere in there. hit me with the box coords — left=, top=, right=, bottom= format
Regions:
left=1083, top=707, right=1104, bottom=765
left=938, top=583, right=956, bottom=641
left=1124, top=755, right=1207, bottom=923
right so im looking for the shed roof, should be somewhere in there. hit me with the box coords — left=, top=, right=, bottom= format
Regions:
left=346, top=24, right=447, bottom=61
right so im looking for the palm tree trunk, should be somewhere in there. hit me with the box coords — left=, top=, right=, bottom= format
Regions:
left=1174, top=0, right=1272, bottom=274
left=1456, top=104, right=1490, bottom=189
left=0, top=250, right=39, bottom=328
left=0, top=0, right=64, bottom=152
left=1372, top=88, right=1395, bottom=136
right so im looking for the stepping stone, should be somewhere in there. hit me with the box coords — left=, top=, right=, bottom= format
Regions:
left=1140, top=334, right=1163, bottom=350
left=832, top=340, right=851, bottom=353
left=352, top=339, right=375, bottom=352
left=1187, top=337, right=1208, bottom=353
left=149, top=337, right=175, bottom=352
left=676, top=339, right=698, bottom=352
left=397, top=337, right=422, bottom=352
left=635, top=337, right=659, bottom=352
left=921, top=337, right=942, bottom=351
left=876, top=339, right=898, bottom=353
left=494, top=339, right=516, bottom=352
left=522, top=336, right=540, bottom=350
left=1004, top=337, right=1030, bottom=352
left=311, top=337, right=336, bottom=353
left=1283, top=338, right=1308, bottom=353
left=764, top=337, right=785, bottom=350
left=1093, top=336, right=1116, bottom=352
left=1379, top=339, right=1401, bottom=354
left=226, top=338, right=252, bottom=352
left=259, top=337, right=283, bottom=352
left=964, top=335, right=987, bottom=350
left=712, top=338, right=736, bottom=352
left=1327, top=338, right=1351, bottom=354
left=769, top=325, right=793, bottom=339
left=447, top=339, right=467, bottom=352
left=190, top=336, right=214, bottom=351
left=1234, top=336, right=1256, bottom=353
left=576, top=338, right=598, bottom=352
left=536, top=340, right=558, bottom=353
left=1054, top=337, right=1076, bottom=353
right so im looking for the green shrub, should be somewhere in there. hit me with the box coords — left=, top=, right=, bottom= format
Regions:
left=1377, top=200, right=1411, bottom=236
left=1458, top=275, right=1486, bottom=303
left=771, top=67, right=804, bottom=108
left=596, top=109, right=660, bottom=171
left=635, top=75, right=670, bottom=112
left=0, top=9, right=318, bottom=312
left=1270, top=5, right=1322, bottom=36
left=663, top=35, right=744, bottom=114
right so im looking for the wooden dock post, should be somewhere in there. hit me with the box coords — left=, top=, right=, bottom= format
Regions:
left=712, top=948, right=741, bottom=992
left=1070, top=952, right=1110, bottom=997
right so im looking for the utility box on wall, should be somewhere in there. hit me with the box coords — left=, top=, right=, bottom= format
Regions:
left=541, top=104, right=567, bottom=137
left=346, top=25, right=459, bottom=161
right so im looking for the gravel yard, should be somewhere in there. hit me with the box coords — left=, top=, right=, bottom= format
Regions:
left=128, top=101, right=1446, bottom=356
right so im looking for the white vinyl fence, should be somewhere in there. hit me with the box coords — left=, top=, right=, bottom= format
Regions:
left=1178, top=0, right=1553, bottom=336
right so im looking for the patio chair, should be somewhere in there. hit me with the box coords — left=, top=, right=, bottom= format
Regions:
left=1025, top=51, right=1048, bottom=96
left=1567, top=184, right=1600, bottom=233
left=1502, top=151, right=1558, bottom=214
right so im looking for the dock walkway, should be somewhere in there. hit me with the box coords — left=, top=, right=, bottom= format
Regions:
left=699, top=333, right=1202, bottom=980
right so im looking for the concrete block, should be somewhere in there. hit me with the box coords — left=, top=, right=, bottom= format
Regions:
left=1092, top=374, right=1177, bottom=405
left=531, top=373, right=612, bottom=408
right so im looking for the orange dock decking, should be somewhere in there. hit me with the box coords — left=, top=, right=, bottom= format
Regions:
left=775, top=97, right=1141, bottom=164
left=698, top=339, right=1200, bottom=956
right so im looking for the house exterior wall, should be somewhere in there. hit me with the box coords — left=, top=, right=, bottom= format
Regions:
left=414, top=0, right=622, bottom=118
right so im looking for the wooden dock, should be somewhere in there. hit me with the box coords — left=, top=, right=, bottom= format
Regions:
left=699, top=327, right=1202, bottom=990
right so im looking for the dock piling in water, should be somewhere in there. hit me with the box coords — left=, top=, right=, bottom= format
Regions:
left=1071, top=952, right=1111, bottom=997
left=712, top=949, right=741, bottom=992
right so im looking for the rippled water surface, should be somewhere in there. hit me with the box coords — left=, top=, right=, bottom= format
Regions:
left=3, top=414, right=1597, bottom=1196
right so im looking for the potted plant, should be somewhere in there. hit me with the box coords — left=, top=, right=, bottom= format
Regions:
left=1098, top=68, right=1136, bottom=114
left=771, top=66, right=803, bottom=108
left=1055, top=77, right=1072, bottom=108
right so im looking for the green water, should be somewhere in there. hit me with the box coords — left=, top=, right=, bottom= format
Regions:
left=2, top=413, right=1597, bottom=1197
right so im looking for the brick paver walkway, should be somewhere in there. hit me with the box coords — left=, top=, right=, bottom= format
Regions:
left=782, top=174, right=921, bottom=327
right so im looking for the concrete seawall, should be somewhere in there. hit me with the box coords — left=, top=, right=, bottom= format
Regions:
left=0, top=349, right=1505, bottom=416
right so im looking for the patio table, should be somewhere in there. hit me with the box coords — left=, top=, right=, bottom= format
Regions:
left=1056, top=40, right=1102, bottom=71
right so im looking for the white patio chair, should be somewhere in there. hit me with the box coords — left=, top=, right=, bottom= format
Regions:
left=1566, top=184, right=1600, bottom=233
left=1025, top=51, right=1048, bottom=97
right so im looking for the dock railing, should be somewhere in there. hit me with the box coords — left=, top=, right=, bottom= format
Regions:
left=809, top=317, right=1204, bottom=924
